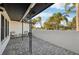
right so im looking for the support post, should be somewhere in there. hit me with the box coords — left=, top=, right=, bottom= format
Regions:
left=28, top=19, right=32, bottom=55
left=22, top=20, right=23, bottom=40
left=76, top=3, right=79, bottom=31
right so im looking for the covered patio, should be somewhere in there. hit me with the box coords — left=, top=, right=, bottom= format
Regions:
left=0, top=3, right=53, bottom=54
left=0, top=3, right=79, bottom=55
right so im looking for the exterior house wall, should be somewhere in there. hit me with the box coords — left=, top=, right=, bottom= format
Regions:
left=0, top=7, right=29, bottom=54
left=9, top=21, right=29, bottom=35
left=0, top=8, right=11, bottom=54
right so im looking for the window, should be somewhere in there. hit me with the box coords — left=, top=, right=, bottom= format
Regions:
left=1, top=14, right=9, bottom=41
left=7, top=21, right=9, bottom=36
left=1, top=15, right=4, bottom=41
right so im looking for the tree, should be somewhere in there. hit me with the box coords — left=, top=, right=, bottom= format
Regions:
left=67, top=16, right=76, bottom=30
left=44, top=21, right=54, bottom=30
left=36, top=17, right=42, bottom=28
left=65, top=3, right=76, bottom=30
left=32, top=18, right=38, bottom=29
left=32, top=18, right=38, bottom=25
left=65, top=3, right=76, bottom=14
left=32, top=16, right=42, bottom=29
left=72, top=16, right=76, bottom=29
left=43, top=12, right=68, bottom=30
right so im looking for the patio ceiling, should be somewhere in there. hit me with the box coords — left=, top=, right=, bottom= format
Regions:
left=0, top=3, right=53, bottom=22
left=0, top=3, right=31, bottom=21
left=24, top=3, right=53, bottom=19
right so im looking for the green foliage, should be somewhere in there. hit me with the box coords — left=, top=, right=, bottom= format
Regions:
left=65, top=3, right=76, bottom=14
left=32, top=18, right=38, bottom=25
left=36, top=17, right=42, bottom=28
left=43, top=12, right=68, bottom=30
left=67, top=16, right=76, bottom=30
left=32, top=3, right=76, bottom=30
left=65, top=3, right=76, bottom=30
left=32, top=16, right=42, bottom=29
left=44, top=21, right=54, bottom=30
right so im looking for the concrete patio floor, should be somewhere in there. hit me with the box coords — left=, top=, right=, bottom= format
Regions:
left=2, top=35, right=78, bottom=55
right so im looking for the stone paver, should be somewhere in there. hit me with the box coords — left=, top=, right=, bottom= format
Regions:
left=2, top=35, right=78, bottom=55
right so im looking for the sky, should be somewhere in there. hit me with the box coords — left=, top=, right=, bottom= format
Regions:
left=33, top=3, right=76, bottom=27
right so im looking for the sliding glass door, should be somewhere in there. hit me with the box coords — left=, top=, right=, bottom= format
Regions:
left=1, top=15, right=4, bottom=41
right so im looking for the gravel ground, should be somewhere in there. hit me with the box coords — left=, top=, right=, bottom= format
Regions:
left=2, top=35, right=78, bottom=55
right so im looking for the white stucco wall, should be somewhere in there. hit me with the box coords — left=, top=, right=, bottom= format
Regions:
left=9, top=21, right=29, bottom=35
left=0, top=7, right=11, bottom=54
left=33, top=30, right=79, bottom=54
left=0, top=6, right=29, bottom=54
